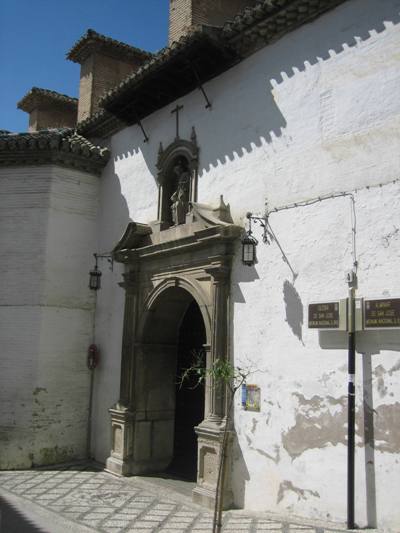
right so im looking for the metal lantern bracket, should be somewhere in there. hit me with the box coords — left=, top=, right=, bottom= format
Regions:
left=94, top=252, right=114, bottom=271
left=245, top=211, right=298, bottom=281
left=246, top=212, right=270, bottom=244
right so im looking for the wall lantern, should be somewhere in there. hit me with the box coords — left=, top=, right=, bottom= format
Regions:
left=89, top=263, right=102, bottom=290
left=242, top=211, right=267, bottom=267
left=89, top=253, right=113, bottom=291
left=242, top=232, right=258, bottom=266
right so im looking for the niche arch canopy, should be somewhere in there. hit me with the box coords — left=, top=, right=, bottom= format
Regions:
left=156, top=129, right=199, bottom=228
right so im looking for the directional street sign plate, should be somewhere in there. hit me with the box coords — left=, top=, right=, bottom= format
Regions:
left=308, top=302, right=341, bottom=329
left=364, top=298, right=400, bottom=329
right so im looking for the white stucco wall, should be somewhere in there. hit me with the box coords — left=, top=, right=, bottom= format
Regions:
left=92, top=0, right=400, bottom=529
left=0, top=165, right=98, bottom=467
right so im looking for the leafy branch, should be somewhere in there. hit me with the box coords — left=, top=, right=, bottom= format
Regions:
left=179, top=351, right=256, bottom=533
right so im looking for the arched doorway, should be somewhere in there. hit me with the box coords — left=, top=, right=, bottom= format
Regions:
left=139, top=286, right=206, bottom=480
left=107, top=210, right=240, bottom=508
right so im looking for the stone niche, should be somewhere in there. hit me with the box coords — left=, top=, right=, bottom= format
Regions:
left=105, top=137, right=241, bottom=508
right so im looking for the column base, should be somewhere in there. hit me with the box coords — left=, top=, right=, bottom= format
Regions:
left=193, top=422, right=234, bottom=510
left=192, top=484, right=216, bottom=510
left=105, top=456, right=133, bottom=476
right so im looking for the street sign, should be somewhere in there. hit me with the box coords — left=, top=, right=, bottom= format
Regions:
left=364, top=298, right=400, bottom=329
left=308, top=301, right=347, bottom=330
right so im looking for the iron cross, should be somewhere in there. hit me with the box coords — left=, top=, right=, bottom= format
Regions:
left=171, top=104, right=183, bottom=140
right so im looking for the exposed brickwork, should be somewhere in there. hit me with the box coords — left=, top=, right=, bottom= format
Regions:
left=18, top=88, right=78, bottom=132
left=68, top=29, right=152, bottom=122
left=169, top=0, right=192, bottom=45
left=78, top=55, right=94, bottom=123
left=28, top=107, right=76, bottom=132
left=78, top=53, right=141, bottom=122
left=168, top=0, right=257, bottom=44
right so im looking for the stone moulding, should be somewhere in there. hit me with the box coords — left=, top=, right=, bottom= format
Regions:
left=107, top=200, right=242, bottom=510
left=0, top=129, right=110, bottom=175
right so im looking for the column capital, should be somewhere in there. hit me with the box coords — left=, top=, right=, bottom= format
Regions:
left=118, top=270, right=137, bottom=293
left=205, top=264, right=230, bottom=284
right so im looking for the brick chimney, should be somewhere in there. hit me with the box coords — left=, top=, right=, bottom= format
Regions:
left=17, top=88, right=78, bottom=132
left=168, top=0, right=257, bottom=44
left=67, top=29, right=152, bottom=123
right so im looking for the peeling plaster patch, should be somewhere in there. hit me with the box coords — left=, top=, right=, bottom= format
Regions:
left=33, top=387, right=47, bottom=395
left=374, top=402, right=400, bottom=453
left=283, top=280, right=304, bottom=344
left=254, top=445, right=280, bottom=464
left=318, top=370, right=335, bottom=386
left=37, top=445, right=74, bottom=465
left=389, top=359, right=400, bottom=376
left=381, top=225, right=399, bottom=248
left=277, top=480, right=320, bottom=504
left=282, top=393, right=347, bottom=459
left=375, top=365, right=388, bottom=398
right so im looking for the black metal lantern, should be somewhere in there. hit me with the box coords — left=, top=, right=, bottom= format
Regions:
left=89, top=254, right=102, bottom=290
left=242, top=232, right=258, bottom=266
left=89, top=252, right=114, bottom=291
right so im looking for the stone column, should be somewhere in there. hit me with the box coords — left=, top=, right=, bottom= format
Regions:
left=117, top=270, right=137, bottom=407
left=204, top=265, right=230, bottom=426
left=106, top=269, right=137, bottom=476
left=193, top=264, right=233, bottom=509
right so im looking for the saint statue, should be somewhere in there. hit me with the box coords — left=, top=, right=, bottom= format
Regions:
left=170, top=158, right=190, bottom=225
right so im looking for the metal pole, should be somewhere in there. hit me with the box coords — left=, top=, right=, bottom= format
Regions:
left=347, top=277, right=356, bottom=529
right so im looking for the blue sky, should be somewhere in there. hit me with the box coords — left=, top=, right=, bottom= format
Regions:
left=0, top=1, right=169, bottom=132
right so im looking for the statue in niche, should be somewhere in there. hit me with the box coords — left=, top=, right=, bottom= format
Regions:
left=170, top=157, right=190, bottom=225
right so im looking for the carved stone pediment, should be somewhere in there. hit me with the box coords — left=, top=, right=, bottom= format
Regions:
left=190, top=195, right=233, bottom=226
left=112, top=196, right=239, bottom=264
left=112, top=222, right=152, bottom=262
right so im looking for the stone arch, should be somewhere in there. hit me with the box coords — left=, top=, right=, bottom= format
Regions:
left=137, top=276, right=211, bottom=346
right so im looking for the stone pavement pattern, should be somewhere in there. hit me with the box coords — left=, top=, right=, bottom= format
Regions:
left=0, top=465, right=356, bottom=532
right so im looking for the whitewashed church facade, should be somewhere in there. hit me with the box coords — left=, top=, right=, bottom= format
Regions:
left=1, top=0, right=400, bottom=530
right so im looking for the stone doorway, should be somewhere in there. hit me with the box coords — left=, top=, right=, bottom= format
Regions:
left=106, top=209, right=241, bottom=509
left=137, top=287, right=206, bottom=479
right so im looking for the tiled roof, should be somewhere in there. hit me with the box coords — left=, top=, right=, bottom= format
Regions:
left=223, top=0, right=348, bottom=53
left=0, top=128, right=109, bottom=175
left=78, top=26, right=237, bottom=135
left=77, top=110, right=124, bottom=138
left=78, top=0, right=347, bottom=137
left=18, top=87, right=78, bottom=113
left=99, top=26, right=225, bottom=109
left=67, top=28, right=153, bottom=64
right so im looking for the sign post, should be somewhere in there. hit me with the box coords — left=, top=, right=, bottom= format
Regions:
left=308, top=290, right=400, bottom=529
left=346, top=273, right=357, bottom=530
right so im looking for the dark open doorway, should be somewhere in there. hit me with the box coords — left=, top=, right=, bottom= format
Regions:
left=167, top=299, right=206, bottom=481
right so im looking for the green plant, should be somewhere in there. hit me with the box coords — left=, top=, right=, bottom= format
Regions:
left=179, top=352, right=252, bottom=533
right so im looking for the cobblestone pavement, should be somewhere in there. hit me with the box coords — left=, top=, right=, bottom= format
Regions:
left=0, top=464, right=361, bottom=533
